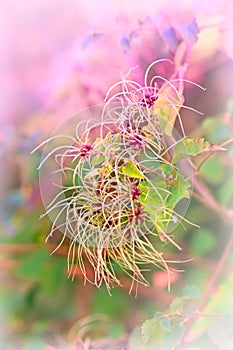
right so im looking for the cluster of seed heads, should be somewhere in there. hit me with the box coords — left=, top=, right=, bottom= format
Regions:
left=34, top=59, right=202, bottom=292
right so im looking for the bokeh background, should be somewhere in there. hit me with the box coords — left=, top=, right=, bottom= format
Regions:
left=1, top=1, right=233, bottom=349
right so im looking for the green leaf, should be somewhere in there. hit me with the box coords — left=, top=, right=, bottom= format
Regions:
left=182, top=303, right=198, bottom=316
left=0, top=288, right=25, bottom=319
left=141, top=318, right=161, bottom=343
left=129, top=326, right=155, bottom=350
left=154, top=174, right=191, bottom=231
left=168, top=174, right=191, bottom=206
left=170, top=297, right=184, bottom=313
left=190, top=228, right=216, bottom=256
left=140, top=180, right=167, bottom=207
left=207, top=314, right=233, bottom=349
left=41, top=257, right=66, bottom=295
left=15, top=248, right=49, bottom=281
left=173, top=138, right=224, bottom=163
left=121, top=160, right=144, bottom=179
left=92, top=288, right=131, bottom=317
left=182, top=285, right=201, bottom=300
left=139, top=180, right=172, bottom=228
left=107, top=322, right=125, bottom=338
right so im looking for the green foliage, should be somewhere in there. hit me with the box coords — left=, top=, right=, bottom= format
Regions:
left=92, top=287, right=133, bottom=317
left=168, top=173, right=191, bottom=203
left=2, top=48, right=232, bottom=350
left=141, top=285, right=201, bottom=348
left=169, top=285, right=200, bottom=315
left=141, top=316, right=163, bottom=343
left=15, top=249, right=50, bottom=281
left=140, top=283, right=233, bottom=349
left=0, top=207, right=50, bottom=245
left=107, top=322, right=125, bottom=338
left=121, top=160, right=144, bottom=179
left=141, top=312, right=186, bottom=349
left=128, top=326, right=153, bottom=350
left=173, top=137, right=224, bottom=163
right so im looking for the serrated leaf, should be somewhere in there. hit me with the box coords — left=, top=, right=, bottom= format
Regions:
left=129, top=326, right=155, bottom=350
left=182, top=285, right=201, bottom=300
left=170, top=297, right=184, bottom=313
left=141, top=318, right=160, bottom=343
left=182, top=303, right=198, bottom=316
left=173, top=138, right=225, bottom=163
left=121, top=160, right=144, bottom=179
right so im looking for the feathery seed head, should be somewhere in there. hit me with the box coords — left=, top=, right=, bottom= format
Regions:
left=35, top=60, right=197, bottom=291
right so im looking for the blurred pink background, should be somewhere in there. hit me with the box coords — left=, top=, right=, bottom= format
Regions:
left=0, top=0, right=233, bottom=208
left=1, top=0, right=232, bottom=127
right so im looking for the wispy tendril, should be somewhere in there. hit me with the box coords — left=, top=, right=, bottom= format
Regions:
left=32, top=60, right=202, bottom=292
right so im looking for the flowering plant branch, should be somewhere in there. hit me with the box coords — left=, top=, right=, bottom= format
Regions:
left=32, top=59, right=224, bottom=292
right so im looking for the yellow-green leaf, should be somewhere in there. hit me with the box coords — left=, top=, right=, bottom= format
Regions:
left=121, top=160, right=144, bottom=179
